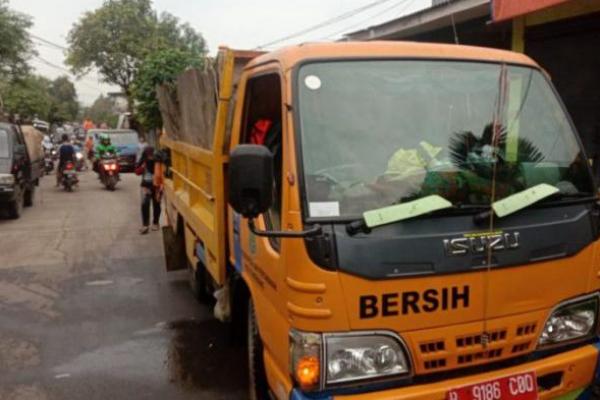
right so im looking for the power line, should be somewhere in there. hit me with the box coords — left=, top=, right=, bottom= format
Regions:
left=30, top=33, right=112, bottom=85
left=32, top=39, right=64, bottom=51
left=30, top=34, right=68, bottom=51
left=320, top=0, right=418, bottom=41
left=31, top=41, right=105, bottom=84
left=32, top=55, right=101, bottom=84
left=255, top=0, right=395, bottom=49
left=31, top=56, right=102, bottom=92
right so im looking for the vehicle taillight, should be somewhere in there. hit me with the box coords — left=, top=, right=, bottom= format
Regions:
left=65, top=162, right=75, bottom=170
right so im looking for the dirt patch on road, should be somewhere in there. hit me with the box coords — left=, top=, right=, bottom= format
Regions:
left=0, top=281, right=60, bottom=319
left=0, top=337, right=41, bottom=371
left=0, top=384, right=48, bottom=400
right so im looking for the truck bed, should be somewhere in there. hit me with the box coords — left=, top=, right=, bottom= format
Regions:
left=160, top=48, right=262, bottom=284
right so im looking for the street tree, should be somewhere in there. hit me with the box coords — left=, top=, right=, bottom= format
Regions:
left=0, top=0, right=34, bottom=79
left=82, top=95, right=118, bottom=128
left=133, top=48, right=203, bottom=130
left=2, top=75, right=53, bottom=121
left=49, top=76, right=79, bottom=124
left=66, top=0, right=207, bottom=114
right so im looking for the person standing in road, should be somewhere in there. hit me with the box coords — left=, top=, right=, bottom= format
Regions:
left=135, top=146, right=163, bottom=234
left=84, top=134, right=95, bottom=168
left=136, top=135, right=148, bottom=163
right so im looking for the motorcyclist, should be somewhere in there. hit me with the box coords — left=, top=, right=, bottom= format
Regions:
left=94, top=134, right=118, bottom=176
left=96, top=134, right=117, bottom=158
left=57, top=134, right=76, bottom=186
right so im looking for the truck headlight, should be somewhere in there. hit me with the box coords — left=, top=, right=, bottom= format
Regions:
left=0, top=174, right=15, bottom=185
left=325, top=333, right=410, bottom=385
left=538, top=294, right=599, bottom=347
left=290, top=330, right=410, bottom=391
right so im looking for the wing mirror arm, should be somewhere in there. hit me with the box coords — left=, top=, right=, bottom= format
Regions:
left=248, top=219, right=322, bottom=238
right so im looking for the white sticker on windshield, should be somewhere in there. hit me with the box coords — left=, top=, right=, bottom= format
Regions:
left=309, top=202, right=339, bottom=217
left=305, top=75, right=322, bottom=90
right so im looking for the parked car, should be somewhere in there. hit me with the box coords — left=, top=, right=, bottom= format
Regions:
left=87, top=129, right=140, bottom=172
left=0, top=123, right=44, bottom=218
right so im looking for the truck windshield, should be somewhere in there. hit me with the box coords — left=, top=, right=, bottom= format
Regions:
left=0, top=129, right=9, bottom=158
left=297, top=60, right=593, bottom=219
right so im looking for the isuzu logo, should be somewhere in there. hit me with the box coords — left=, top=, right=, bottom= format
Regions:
left=443, top=231, right=519, bottom=256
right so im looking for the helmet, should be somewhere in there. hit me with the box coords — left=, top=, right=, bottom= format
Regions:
left=100, top=133, right=111, bottom=146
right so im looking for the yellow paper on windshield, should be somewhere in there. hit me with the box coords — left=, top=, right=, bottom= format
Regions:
left=492, top=183, right=559, bottom=218
left=364, top=195, right=452, bottom=228
left=420, top=141, right=442, bottom=160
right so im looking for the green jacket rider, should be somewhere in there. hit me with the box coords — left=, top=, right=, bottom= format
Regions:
left=96, top=134, right=117, bottom=158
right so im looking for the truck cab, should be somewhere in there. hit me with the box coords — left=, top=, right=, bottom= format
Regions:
left=163, top=42, right=600, bottom=400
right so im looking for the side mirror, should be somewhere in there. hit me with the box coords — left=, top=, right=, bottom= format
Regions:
left=228, top=144, right=323, bottom=239
left=228, top=144, right=273, bottom=219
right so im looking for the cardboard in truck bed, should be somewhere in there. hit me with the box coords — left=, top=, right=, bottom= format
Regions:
left=20, top=125, right=44, bottom=162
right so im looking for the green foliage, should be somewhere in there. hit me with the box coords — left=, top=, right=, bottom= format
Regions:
left=82, top=95, right=118, bottom=128
left=1, top=75, right=80, bottom=123
left=49, top=76, right=79, bottom=123
left=66, top=0, right=207, bottom=104
left=133, top=48, right=203, bottom=129
left=66, top=0, right=154, bottom=92
left=2, top=75, right=53, bottom=121
left=154, top=12, right=207, bottom=56
left=0, top=0, right=34, bottom=79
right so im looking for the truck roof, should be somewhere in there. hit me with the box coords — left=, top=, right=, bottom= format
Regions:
left=246, top=41, right=538, bottom=71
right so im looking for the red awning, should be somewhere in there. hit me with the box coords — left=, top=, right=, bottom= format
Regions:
left=492, top=0, right=571, bottom=21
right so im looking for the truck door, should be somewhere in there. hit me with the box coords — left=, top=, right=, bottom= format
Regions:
left=235, top=71, right=286, bottom=305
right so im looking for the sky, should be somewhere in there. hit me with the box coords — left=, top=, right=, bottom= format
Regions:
left=11, top=0, right=431, bottom=106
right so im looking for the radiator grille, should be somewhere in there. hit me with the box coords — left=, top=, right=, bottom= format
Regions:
left=409, top=312, right=544, bottom=375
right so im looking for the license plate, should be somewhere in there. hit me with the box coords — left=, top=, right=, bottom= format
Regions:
left=447, top=371, right=538, bottom=400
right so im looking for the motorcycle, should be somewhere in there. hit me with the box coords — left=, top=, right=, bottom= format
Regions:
left=99, top=154, right=120, bottom=191
left=61, top=161, right=78, bottom=192
left=44, top=149, right=54, bottom=175
left=75, top=149, right=85, bottom=171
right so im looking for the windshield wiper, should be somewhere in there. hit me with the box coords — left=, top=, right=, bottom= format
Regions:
left=473, top=184, right=595, bottom=224
left=346, top=195, right=452, bottom=235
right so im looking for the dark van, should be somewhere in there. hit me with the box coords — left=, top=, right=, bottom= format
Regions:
left=0, top=123, right=42, bottom=218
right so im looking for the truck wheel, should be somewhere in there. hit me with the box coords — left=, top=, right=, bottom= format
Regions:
left=24, top=187, right=35, bottom=207
left=248, top=301, right=269, bottom=400
left=188, top=261, right=211, bottom=303
left=8, top=192, right=23, bottom=219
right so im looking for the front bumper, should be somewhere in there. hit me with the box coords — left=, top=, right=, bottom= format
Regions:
left=291, top=344, right=600, bottom=400
left=117, top=156, right=136, bottom=172
left=0, top=185, right=16, bottom=202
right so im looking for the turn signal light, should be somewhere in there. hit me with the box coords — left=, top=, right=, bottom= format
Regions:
left=295, top=356, right=320, bottom=388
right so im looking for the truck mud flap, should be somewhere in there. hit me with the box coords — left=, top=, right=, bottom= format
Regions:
left=162, top=225, right=186, bottom=272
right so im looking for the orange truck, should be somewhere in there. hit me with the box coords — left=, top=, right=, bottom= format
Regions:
left=160, top=42, right=600, bottom=399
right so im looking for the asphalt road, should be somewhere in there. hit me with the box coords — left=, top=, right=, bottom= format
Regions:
left=0, top=171, right=247, bottom=400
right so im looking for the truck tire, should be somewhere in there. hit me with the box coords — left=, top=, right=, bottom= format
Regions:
left=8, top=191, right=23, bottom=219
left=188, top=261, right=211, bottom=303
left=248, top=301, right=269, bottom=400
left=24, top=186, right=35, bottom=207
left=162, top=224, right=187, bottom=272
